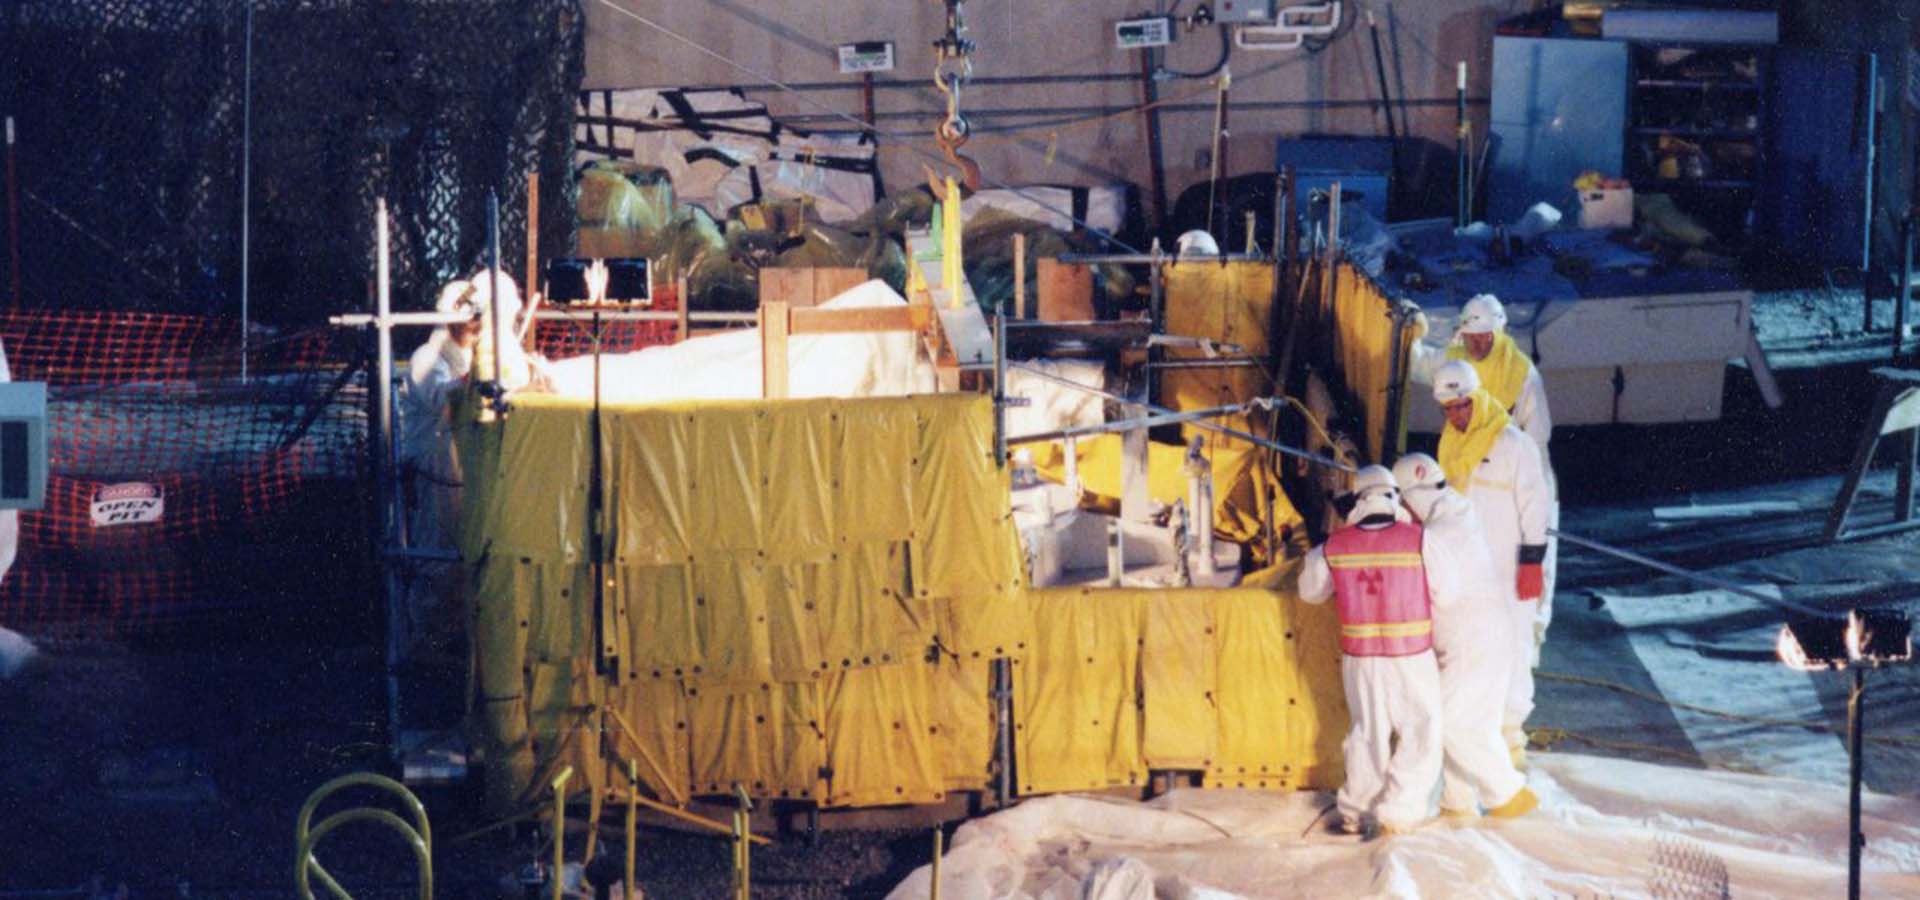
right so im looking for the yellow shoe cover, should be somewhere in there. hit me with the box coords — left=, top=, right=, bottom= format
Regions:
left=1487, top=786, right=1539, bottom=819
left=1439, top=806, right=1480, bottom=821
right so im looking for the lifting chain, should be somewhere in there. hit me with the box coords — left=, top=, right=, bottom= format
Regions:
left=929, top=0, right=981, bottom=190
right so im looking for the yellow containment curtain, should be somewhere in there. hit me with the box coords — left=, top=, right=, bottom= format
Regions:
left=1328, top=262, right=1414, bottom=463
left=1016, top=579, right=1347, bottom=796
left=463, top=393, right=1007, bottom=810
left=462, top=391, right=1347, bottom=813
left=1158, top=260, right=1307, bottom=560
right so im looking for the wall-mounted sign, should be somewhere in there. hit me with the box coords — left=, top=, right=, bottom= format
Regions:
left=837, top=41, right=895, bottom=75
left=91, top=481, right=163, bottom=527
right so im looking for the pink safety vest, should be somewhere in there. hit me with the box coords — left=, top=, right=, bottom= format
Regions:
left=1324, top=521, right=1433, bottom=657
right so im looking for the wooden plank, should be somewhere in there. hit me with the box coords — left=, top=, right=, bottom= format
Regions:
left=811, top=267, right=868, bottom=305
left=1035, top=258, right=1095, bottom=322
left=759, top=268, right=813, bottom=309
left=675, top=271, right=690, bottom=343
left=789, top=306, right=919, bottom=335
left=1013, top=233, right=1027, bottom=320
left=761, top=301, right=789, bottom=399
left=525, top=171, right=541, bottom=298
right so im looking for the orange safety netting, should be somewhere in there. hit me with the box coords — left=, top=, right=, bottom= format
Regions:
left=0, top=310, right=368, bottom=633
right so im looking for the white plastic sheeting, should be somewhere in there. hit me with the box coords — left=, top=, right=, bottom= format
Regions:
left=539, top=284, right=1108, bottom=430
left=886, top=753, right=1920, bottom=899
left=539, top=280, right=933, bottom=402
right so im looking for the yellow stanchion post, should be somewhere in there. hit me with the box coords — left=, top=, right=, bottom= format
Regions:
left=731, top=783, right=753, bottom=900
left=942, top=176, right=964, bottom=309
left=733, top=779, right=748, bottom=898
left=625, top=759, right=638, bottom=900
left=930, top=827, right=944, bottom=900
left=550, top=765, right=574, bottom=900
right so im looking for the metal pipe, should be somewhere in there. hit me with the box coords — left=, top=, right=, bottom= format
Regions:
left=1897, top=212, right=1913, bottom=360
left=330, top=310, right=483, bottom=328
left=1548, top=528, right=1828, bottom=618
left=1062, top=435, right=1080, bottom=496
left=1187, top=444, right=1216, bottom=578
left=1455, top=62, right=1468, bottom=229
left=1007, top=401, right=1253, bottom=446
left=732, top=784, right=752, bottom=900
left=374, top=200, right=400, bottom=754
left=1144, top=358, right=1264, bottom=370
left=550, top=766, right=574, bottom=900
left=1382, top=303, right=1409, bottom=460
left=1056, top=252, right=1266, bottom=265
left=991, top=657, right=1013, bottom=806
left=6, top=117, right=18, bottom=306
left=590, top=302, right=611, bottom=676
left=994, top=309, right=1007, bottom=468
left=240, top=2, right=253, bottom=383
left=485, top=190, right=506, bottom=410
left=1138, top=49, right=1168, bottom=234
left=723, top=95, right=1492, bottom=130
left=625, top=759, right=637, bottom=900
left=1367, top=11, right=1397, bottom=143
left=931, top=827, right=944, bottom=900
left=295, top=772, right=433, bottom=900
left=1848, top=665, right=1866, bottom=900
left=1009, top=362, right=1353, bottom=471
left=647, top=65, right=1491, bottom=99
left=332, top=309, right=758, bottom=328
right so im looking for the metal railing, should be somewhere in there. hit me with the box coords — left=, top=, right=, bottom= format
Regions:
left=294, top=773, right=432, bottom=900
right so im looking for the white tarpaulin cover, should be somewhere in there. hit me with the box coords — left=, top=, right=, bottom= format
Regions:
left=887, top=753, right=1920, bottom=899
left=539, top=280, right=933, bottom=402
left=538, top=281, right=1105, bottom=429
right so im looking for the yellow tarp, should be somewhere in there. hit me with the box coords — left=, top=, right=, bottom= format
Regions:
left=1030, top=434, right=1304, bottom=561
left=1015, top=582, right=1345, bottom=795
left=1157, top=260, right=1308, bottom=559
left=1016, top=588, right=1146, bottom=794
left=1209, top=566, right=1347, bottom=790
left=465, top=394, right=1005, bottom=809
left=1163, top=260, right=1275, bottom=445
left=1329, top=263, right=1413, bottom=462
left=463, top=392, right=1344, bottom=811
left=1140, top=591, right=1217, bottom=770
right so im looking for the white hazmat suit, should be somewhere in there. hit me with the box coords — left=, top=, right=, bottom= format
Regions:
left=1299, top=471, right=1462, bottom=833
left=1395, top=454, right=1528, bottom=815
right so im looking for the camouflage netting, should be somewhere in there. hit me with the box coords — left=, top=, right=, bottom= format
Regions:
left=0, top=0, right=585, bottom=323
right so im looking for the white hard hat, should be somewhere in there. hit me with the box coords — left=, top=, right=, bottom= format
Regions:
left=1346, top=464, right=1401, bottom=524
left=436, top=278, right=476, bottom=314
left=1392, top=452, right=1446, bottom=492
left=1456, top=294, right=1507, bottom=335
left=467, top=268, right=523, bottom=319
left=1175, top=230, right=1220, bottom=257
left=1432, top=359, right=1481, bottom=404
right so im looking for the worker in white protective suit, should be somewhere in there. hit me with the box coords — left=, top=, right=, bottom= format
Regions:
left=1431, top=360, right=1551, bottom=767
left=1299, top=466, right=1457, bottom=837
left=1392, top=452, right=1537, bottom=820
left=397, top=271, right=531, bottom=649
left=1411, top=295, right=1560, bottom=658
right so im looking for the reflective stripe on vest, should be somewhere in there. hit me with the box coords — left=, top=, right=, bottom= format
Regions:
left=1325, top=520, right=1434, bottom=657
